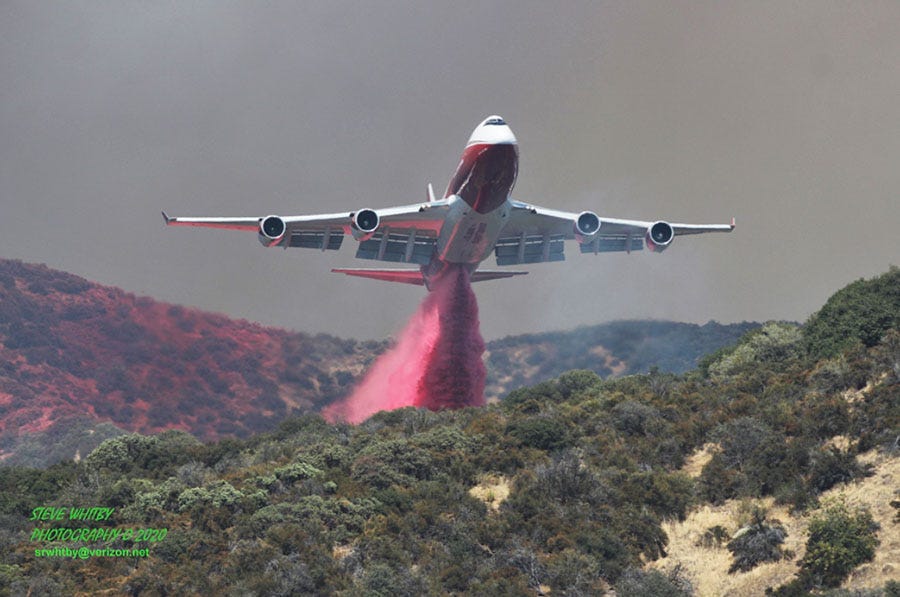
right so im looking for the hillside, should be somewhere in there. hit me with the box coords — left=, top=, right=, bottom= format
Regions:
left=0, top=259, right=381, bottom=446
left=484, top=319, right=756, bottom=398
left=0, top=258, right=753, bottom=466
left=651, top=449, right=899, bottom=596
left=0, top=268, right=896, bottom=595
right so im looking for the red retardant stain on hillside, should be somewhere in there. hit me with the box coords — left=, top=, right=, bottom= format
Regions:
left=323, top=265, right=486, bottom=424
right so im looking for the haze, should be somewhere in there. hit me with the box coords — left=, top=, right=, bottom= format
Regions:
left=2, top=2, right=898, bottom=340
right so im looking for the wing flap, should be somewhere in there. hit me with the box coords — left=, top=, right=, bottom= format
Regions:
left=494, top=233, right=566, bottom=265
left=579, top=235, right=644, bottom=254
left=289, top=229, right=344, bottom=250
left=355, top=229, right=438, bottom=265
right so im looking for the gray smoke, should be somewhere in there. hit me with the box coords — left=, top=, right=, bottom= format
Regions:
left=2, top=2, right=898, bottom=339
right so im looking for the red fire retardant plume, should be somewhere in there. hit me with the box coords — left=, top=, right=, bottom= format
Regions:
left=323, top=265, right=486, bottom=424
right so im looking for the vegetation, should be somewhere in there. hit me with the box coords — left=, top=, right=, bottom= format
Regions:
left=726, top=506, right=789, bottom=573
left=0, top=258, right=382, bottom=453
left=799, top=499, right=880, bottom=589
left=0, top=268, right=896, bottom=594
left=486, top=319, right=757, bottom=396
left=615, top=565, right=693, bottom=596
left=803, top=266, right=900, bottom=360
left=0, top=258, right=754, bottom=466
left=770, top=498, right=882, bottom=596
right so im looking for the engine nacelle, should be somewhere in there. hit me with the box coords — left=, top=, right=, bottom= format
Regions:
left=258, top=215, right=286, bottom=247
left=350, top=208, right=380, bottom=241
left=645, top=221, right=674, bottom=253
left=574, top=211, right=601, bottom=243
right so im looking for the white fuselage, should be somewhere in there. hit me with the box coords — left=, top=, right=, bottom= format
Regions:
left=431, top=116, right=519, bottom=269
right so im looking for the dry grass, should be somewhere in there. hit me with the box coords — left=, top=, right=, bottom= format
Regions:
left=681, top=443, right=716, bottom=478
left=648, top=448, right=899, bottom=596
left=650, top=498, right=804, bottom=596
left=840, top=450, right=900, bottom=590
left=469, top=474, right=511, bottom=512
left=588, top=345, right=628, bottom=377
left=332, top=544, right=354, bottom=560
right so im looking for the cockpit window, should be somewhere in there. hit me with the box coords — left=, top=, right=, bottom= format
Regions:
left=485, top=117, right=506, bottom=126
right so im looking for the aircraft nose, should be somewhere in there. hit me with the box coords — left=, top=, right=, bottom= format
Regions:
left=469, top=115, right=517, bottom=146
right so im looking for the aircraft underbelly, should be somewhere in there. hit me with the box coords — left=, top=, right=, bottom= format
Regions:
left=436, top=197, right=508, bottom=265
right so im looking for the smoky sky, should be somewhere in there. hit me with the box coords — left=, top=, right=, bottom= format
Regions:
left=2, top=1, right=898, bottom=340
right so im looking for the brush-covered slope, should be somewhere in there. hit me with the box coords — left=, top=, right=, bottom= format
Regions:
left=0, top=259, right=380, bottom=445
left=0, top=258, right=755, bottom=466
left=0, top=269, right=896, bottom=596
left=484, top=319, right=757, bottom=398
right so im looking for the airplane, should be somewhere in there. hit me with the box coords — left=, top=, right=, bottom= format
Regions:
left=163, top=115, right=734, bottom=288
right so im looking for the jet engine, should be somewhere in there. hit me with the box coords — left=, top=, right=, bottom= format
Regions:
left=574, top=211, right=601, bottom=243
left=351, top=209, right=380, bottom=241
left=645, top=221, right=674, bottom=253
left=258, top=215, right=286, bottom=247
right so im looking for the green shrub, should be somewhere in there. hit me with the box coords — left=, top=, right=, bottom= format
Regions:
left=85, top=430, right=200, bottom=475
left=799, top=498, right=879, bottom=588
left=350, top=438, right=434, bottom=488
left=0, top=564, right=23, bottom=593
left=707, top=322, right=803, bottom=377
left=273, top=460, right=323, bottom=483
left=727, top=511, right=789, bottom=573
left=85, top=434, right=160, bottom=473
left=615, top=566, right=692, bottom=597
left=556, top=369, right=603, bottom=398
left=701, top=417, right=792, bottom=500
left=807, top=448, right=870, bottom=493
left=545, top=548, right=603, bottom=594
left=506, top=416, right=569, bottom=450
left=803, top=267, right=900, bottom=360
left=611, top=400, right=664, bottom=437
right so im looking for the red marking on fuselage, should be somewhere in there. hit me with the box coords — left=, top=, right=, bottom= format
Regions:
left=445, top=143, right=518, bottom=214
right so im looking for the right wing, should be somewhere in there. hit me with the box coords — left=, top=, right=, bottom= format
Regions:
left=493, top=200, right=734, bottom=263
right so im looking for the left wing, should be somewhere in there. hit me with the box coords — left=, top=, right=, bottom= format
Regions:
left=494, top=200, right=734, bottom=264
left=162, top=200, right=450, bottom=264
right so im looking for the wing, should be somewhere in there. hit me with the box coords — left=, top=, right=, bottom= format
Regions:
left=162, top=200, right=450, bottom=264
left=495, top=200, right=734, bottom=264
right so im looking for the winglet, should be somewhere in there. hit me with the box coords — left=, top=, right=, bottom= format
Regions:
left=161, top=211, right=173, bottom=225
left=426, top=183, right=437, bottom=203
left=731, top=217, right=736, bottom=230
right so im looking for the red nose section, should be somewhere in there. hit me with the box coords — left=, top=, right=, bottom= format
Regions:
left=446, top=143, right=518, bottom=214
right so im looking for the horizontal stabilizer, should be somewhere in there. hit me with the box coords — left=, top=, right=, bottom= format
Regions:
left=331, top=268, right=528, bottom=285
left=331, top=268, right=428, bottom=285
left=470, top=270, right=528, bottom=283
